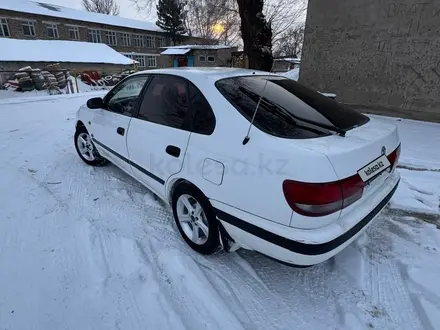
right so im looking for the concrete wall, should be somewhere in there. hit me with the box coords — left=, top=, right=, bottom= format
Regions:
left=300, top=0, right=440, bottom=122
left=0, top=61, right=130, bottom=73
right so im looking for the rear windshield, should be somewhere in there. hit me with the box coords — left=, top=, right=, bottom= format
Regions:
left=215, top=76, right=369, bottom=139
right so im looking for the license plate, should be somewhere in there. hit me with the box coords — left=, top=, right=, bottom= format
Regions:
left=358, top=155, right=391, bottom=182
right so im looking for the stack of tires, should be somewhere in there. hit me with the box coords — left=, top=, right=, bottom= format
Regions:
left=56, top=71, right=67, bottom=89
left=30, top=69, right=45, bottom=91
left=15, top=67, right=35, bottom=92
left=42, top=70, right=58, bottom=88
left=46, top=63, right=68, bottom=89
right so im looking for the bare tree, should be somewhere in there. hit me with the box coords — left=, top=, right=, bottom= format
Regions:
left=183, top=0, right=240, bottom=45
left=82, top=0, right=120, bottom=16
left=264, top=0, right=307, bottom=51
left=273, top=23, right=305, bottom=58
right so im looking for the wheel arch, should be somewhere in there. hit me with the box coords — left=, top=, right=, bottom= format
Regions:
left=76, top=120, right=86, bottom=130
left=166, top=177, right=208, bottom=205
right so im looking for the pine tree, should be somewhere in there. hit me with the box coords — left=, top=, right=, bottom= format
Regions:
left=156, top=0, right=186, bottom=45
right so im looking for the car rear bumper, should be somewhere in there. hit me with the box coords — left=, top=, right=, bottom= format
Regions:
left=213, top=171, right=400, bottom=266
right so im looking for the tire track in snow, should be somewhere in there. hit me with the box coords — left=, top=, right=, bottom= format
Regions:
left=134, top=238, right=244, bottom=330
left=361, top=219, right=425, bottom=330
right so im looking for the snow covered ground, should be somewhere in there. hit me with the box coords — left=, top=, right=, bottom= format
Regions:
left=0, top=94, right=439, bottom=330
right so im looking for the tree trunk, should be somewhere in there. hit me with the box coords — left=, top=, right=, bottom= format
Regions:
left=236, top=0, right=273, bottom=71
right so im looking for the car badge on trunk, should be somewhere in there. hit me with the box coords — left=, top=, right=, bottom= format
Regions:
left=381, top=146, right=386, bottom=155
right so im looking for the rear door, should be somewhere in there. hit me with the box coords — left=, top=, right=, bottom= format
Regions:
left=126, top=75, right=192, bottom=197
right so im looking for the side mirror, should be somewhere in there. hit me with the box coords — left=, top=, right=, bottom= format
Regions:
left=87, top=97, right=104, bottom=109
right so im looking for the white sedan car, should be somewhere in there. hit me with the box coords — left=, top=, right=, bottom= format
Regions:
left=74, top=68, right=401, bottom=266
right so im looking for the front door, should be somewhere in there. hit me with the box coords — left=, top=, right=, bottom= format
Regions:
left=91, top=75, right=149, bottom=173
left=127, top=75, right=192, bottom=197
left=187, top=56, right=194, bottom=67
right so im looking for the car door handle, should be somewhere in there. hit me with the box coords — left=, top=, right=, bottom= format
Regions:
left=117, top=127, right=125, bottom=136
left=166, top=145, right=181, bottom=158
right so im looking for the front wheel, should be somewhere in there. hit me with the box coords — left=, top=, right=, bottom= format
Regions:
left=172, top=183, right=220, bottom=255
left=74, top=126, right=107, bottom=166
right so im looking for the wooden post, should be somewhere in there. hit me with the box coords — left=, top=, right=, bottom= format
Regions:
left=74, top=71, right=79, bottom=93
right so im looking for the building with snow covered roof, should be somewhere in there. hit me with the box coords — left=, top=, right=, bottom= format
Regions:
left=0, top=0, right=209, bottom=70
left=160, top=45, right=237, bottom=68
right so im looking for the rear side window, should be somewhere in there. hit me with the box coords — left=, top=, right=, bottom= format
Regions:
left=189, top=83, right=215, bottom=135
left=137, top=76, right=191, bottom=130
left=215, top=76, right=369, bottom=139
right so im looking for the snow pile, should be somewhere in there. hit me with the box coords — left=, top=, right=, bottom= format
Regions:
left=0, top=38, right=135, bottom=65
left=391, top=169, right=440, bottom=215
left=282, top=68, right=300, bottom=81
left=0, top=0, right=161, bottom=32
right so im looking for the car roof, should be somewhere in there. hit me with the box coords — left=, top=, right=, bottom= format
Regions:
left=132, top=67, right=281, bottom=82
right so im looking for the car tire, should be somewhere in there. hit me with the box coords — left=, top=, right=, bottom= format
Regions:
left=172, top=182, right=220, bottom=255
left=74, top=126, right=108, bottom=166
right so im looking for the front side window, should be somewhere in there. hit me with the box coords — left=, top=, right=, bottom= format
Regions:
left=145, top=36, right=155, bottom=48
left=69, top=27, right=80, bottom=40
left=137, top=76, right=190, bottom=130
left=132, top=34, right=144, bottom=47
left=88, top=29, right=101, bottom=43
left=46, top=23, right=59, bottom=38
left=189, top=83, right=215, bottom=135
left=105, top=76, right=149, bottom=116
left=216, top=76, right=369, bottom=139
left=105, top=31, right=117, bottom=45
left=120, top=33, right=130, bottom=46
left=22, top=21, right=36, bottom=36
left=0, top=18, right=10, bottom=37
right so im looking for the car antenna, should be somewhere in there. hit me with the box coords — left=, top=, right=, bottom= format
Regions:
left=242, top=60, right=276, bottom=145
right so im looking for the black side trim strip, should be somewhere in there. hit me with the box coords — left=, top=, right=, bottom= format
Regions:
left=93, top=138, right=165, bottom=185
left=216, top=179, right=400, bottom=256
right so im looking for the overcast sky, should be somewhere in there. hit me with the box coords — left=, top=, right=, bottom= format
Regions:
left=41, top=0, right=153, bottom=21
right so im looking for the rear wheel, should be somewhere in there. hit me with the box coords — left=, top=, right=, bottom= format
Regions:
left=172, top=183, right=220, bottom=254
left=74, top=126, right=107, bottom=166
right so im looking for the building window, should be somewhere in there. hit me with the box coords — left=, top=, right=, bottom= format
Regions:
left=123, top=53, right=157, bottom=68
left=157, top=37, right=165, bottom=48
left=207, top=55, right=215, bottom=63
left=105, top=31, right=117, bottom=45
left=69, top=27, right=80, bottom=40
left=132, top=34, right=144, bottom=47
left=88, top=29, right=102, bottom=43
left=199, top=55, right=206, bottom=63
left=120, top=33, right=130, bottom=46
left=147, top=56, right=157, bottom=68
left=0, top=18, right=10, bottom=37
left=123, top=53, right=145, bottom=68
left=22, top=21, right=36, bottom=36
left=145, top=36, right=155, bottom=48
left=46, top=23, right=59, bottom=38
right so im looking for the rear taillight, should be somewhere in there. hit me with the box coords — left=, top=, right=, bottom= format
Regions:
left=283, top=175, right=365, bottom=217
left=388, top=144, right=401, bottom=171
